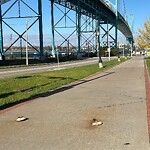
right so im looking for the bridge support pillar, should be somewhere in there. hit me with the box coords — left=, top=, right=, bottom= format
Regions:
left=107, top=21, right=109, bottom=48
left=50, top=0, right=55, bottom=57
left=38, top=0, right=44, bottom=59
left=77, top=0, right=81, bottom=56
left=1, top=0, right=45, bottom=60
left=115, top=31, right=118, bottom=49
left=100, top=23, right=115, bottom=48
left=115, top=19, right=118, bottom=50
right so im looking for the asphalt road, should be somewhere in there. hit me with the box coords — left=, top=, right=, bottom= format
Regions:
left=0, top=57, right=117, bottom=78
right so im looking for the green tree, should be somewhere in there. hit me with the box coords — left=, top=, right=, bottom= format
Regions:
left=136, top=17, right=150, bottom=49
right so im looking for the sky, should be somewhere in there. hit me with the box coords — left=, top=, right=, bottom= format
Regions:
left=1, top=0, right=150, bottom=47
left=125, top=0, right=150, bottom=34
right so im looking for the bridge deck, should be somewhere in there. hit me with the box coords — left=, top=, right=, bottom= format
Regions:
left=1, top=0, right=133, bottom=41
left=54, top=0, right=133, bottom=40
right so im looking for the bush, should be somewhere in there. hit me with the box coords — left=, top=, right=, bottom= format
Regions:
left=99, top=47, right=119, bottom=57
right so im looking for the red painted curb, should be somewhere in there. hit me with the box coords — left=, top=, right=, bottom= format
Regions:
left=0, top=60, right=126, bottom=114
left=0, top=101, right=31, bottom=115
left=144, top=61, right=150, bottom=141
left=0, top=69, right=104, bottom=115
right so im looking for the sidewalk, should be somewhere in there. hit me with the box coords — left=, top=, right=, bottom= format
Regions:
left=0, top=57, right=150, bottom=150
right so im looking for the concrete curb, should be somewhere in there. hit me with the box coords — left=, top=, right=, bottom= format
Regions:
left=144, top=61, right=150, bottom=142
left=0, top=59, right=128, bottom=114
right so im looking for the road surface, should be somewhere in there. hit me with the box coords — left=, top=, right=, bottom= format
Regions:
left=0, top=57, right=149, bottom=150
left=0, top=57, right=117, bottom=78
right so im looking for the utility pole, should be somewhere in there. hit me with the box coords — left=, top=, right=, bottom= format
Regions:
left=115, top=0, right=120, bottom=62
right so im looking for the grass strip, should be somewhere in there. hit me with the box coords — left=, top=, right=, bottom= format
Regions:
left=146, top=58, right=150, bottom=75
left=0, top=58, right=127, bottom=109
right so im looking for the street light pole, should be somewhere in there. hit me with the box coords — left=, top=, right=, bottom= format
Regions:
left=107, top=21, right=110, bottom=61
left=26, top=20, right=28, bottom=66
left=96, top=20, right=103, bottom=68
left=123, top=44, right=125, bottom=58
left=56, top=46, right=60, bottom=68
left=131, top=41, right=133, bottom=58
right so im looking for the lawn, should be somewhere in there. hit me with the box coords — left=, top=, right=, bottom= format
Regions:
left=0, top=59, right=127, bottom=109
left=146, top=58, right=150, bottom=74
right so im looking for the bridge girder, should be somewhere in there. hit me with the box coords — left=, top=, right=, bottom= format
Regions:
left=0, top=0, right=133, bottom=60
left=54, top=0, right=133, bottom=41
left=0, top=0, right=44, bottom=59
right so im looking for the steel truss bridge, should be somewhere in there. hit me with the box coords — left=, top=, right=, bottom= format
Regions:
left=0, top=0, right=134, bottom=60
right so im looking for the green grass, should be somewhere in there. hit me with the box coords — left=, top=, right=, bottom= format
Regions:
left=146, top=58, right=150, bottom=74
left=0, top=59, right=127, bottom=109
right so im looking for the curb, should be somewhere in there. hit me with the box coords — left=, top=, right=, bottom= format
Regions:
left=144, top=61, right=150, bottom=142
left=0, top=59, right=128, bottom=114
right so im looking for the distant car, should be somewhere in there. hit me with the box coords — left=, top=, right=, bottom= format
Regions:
left=145, top=49, right=150, bottom=57
left=147, top=50, right=150, bottom=56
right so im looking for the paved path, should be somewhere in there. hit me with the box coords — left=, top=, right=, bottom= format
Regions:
left=0, top=57, right=150, bottom=150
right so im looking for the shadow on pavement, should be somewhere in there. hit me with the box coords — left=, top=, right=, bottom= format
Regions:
left=0, top=71, right=114, bottom=111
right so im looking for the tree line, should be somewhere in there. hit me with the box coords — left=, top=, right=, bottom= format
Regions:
left=136, top=17, right=150, bottom=49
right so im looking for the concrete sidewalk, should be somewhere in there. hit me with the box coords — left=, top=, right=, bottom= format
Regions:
left=0, top=57, right=150, bottom=150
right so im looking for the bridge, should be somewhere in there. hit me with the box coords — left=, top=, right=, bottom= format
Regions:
left=0, top=0, right=134, bottom=60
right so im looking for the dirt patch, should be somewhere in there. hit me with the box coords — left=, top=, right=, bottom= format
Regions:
left=80, top=109, right=109, bottom=130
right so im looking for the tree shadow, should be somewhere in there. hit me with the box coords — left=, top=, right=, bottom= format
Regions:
left=15, top=76, right=32, bottom=79
left=40, top=71, right=114, bottom=97
left=0, top=83, right=50, bottom=99
left=47, top=76, right=78, bottom=81
left=0, top=71, right=114, bottom=110
left=0, top=92, right=15, bottom=99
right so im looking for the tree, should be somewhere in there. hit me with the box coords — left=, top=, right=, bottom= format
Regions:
left=136, top=17, right=150, bottom=49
